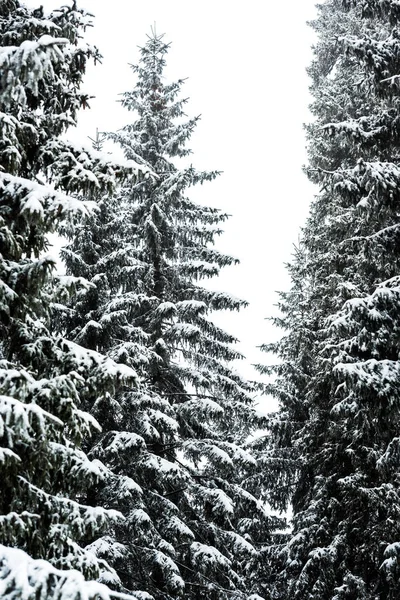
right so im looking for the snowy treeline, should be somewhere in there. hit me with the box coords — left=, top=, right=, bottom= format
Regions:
left=1, top=1, right=400, bottom=600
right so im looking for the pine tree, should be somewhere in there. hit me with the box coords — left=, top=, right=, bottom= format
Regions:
left=59, top=31, right=278, bottom=600
left=254, top=242, right=318, bottom=519
left=0, top=3, right=145, bottom=598
left=261, top=1, right=400, bottom=598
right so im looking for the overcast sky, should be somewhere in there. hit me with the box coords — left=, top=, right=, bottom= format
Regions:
left=28, top=0, right=318, bottom=410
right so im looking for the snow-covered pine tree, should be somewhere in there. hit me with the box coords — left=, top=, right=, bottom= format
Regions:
left=254, top=243, right=314, bottom=511
left=260, top=1, right=400, bottom=598
left=0, top=3, right=146, bottom=599
left=252, top=242, right=319, bottom=596
left=59, top=31, right=279, bottom=600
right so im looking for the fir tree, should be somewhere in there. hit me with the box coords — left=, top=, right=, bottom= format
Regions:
left=0, top=2, right=145, bottom=598
left=60, top=32, right=278, bottom=600
left=261, top=1, right=400, bottom=599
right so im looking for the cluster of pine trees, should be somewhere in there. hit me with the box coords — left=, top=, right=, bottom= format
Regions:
left=1, top=1, right=400, bottom=600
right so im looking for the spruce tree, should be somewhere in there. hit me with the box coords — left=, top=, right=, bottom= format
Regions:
left=261, top=1, right=400, bottom=598
left=0, top=2, right=144, bottom=598
left=60, top=32, right=278, bottom=600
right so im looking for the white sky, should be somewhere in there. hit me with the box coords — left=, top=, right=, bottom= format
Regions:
left=27, top=0, right=318, bottom=410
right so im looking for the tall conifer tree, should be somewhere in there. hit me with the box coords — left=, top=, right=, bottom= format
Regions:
left=0, top=2, right=144, bottom=598
left=261, top=1, right=400, bottom=598
left=60, top=32, right=277, bottom=600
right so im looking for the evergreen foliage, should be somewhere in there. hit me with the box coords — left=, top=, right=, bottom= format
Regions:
left=59, top=32, right=277, bottom=600
left=260, top=1, right=400, bottom=598
left=256, top=243, right=314, bottom=512
left=0, top=2, right=144, bottom=598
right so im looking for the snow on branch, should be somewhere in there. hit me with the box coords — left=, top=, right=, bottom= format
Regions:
left=0, top=544, right=150, bottom=600
left=334, top=359, right=400, bottom=394
left=0, top=172, right=94, bottom=224
left=0, top=36, right=68, bottom=109
left=40, top=139, right=153, bottom=197
left=17, top=476, right=123, bottom=533
left=59, top=339, right=138, bottom=387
